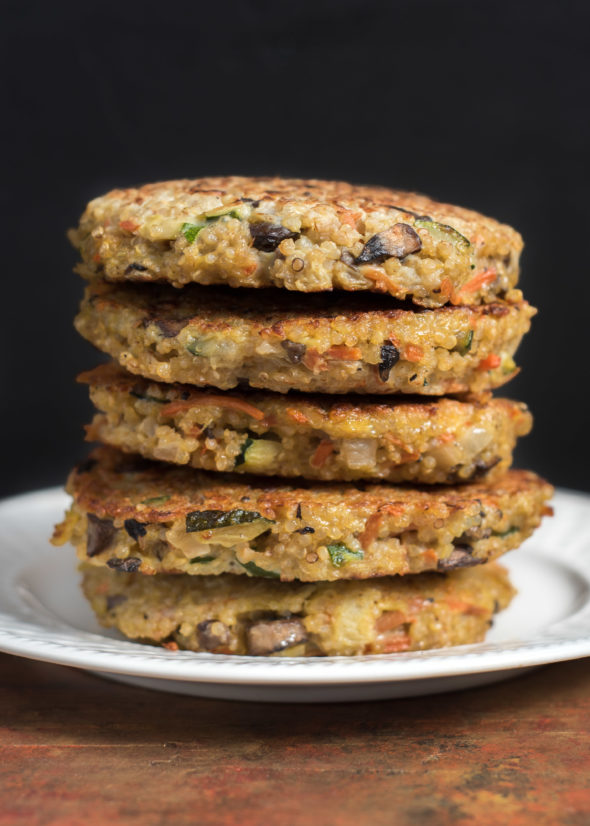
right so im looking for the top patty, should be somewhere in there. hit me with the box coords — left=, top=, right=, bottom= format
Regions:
left=69, top=176, right=522, bottom=308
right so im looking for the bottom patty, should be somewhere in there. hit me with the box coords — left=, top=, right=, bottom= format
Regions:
left=81, top=562, right=514, bottom=657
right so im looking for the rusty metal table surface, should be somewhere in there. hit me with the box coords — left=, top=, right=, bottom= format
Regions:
left=0, top=653, right=589, bottom=826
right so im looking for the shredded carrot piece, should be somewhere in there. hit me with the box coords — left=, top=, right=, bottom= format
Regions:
left=119, top=219, right=139, bottom=232
left=542, top=505, right=554, bottom=517
left=162, top=641, right=179, bottom=651
left=287, top=408, right=311, bottom=425
left=359, top=513, right=382, bottom=551
left=383, top=434, right=419, bottom=463
left=403, top=344, right=424, bottom=363
left=340, top=210, right=362, bottom=227
left=446, top=599, right=487, bottom=617
left=92, top=253, right=101, bottom=263
left=303, top=349, right=329, bottom=372
left=160, top=396, right=265, bottom=421
left=478, top=353, right=501, bottom=371
left=310, top=439, right=334, bottom=468
left=243, top=262, right=258, bottom=275
left=440, top=277, right=454, bottom=298
left=422, top=549, right=438, bottom=565
left=380, top=633, right=412, bottom=653
left=376, top=610, right=408, bottom=633
left=438, top=432, right=455, bottom=444
left=326, top=345, right=362, bottom=361
left=379, top=503, right=407, bottom=517
left=453, top=268, right=497, bottom=303
left=362, top=268, right=398, bottom=295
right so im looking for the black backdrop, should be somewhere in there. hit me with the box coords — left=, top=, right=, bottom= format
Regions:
left=1, top=0, right=589, bottom=497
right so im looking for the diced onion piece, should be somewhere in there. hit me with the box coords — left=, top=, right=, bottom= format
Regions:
left=166, top=517, right=273, bottom=555
left=137, top=215, right=185, bottom=241
left=241, top=440, right=282, bottom=471
left=340, top=438, right=377, bottom=470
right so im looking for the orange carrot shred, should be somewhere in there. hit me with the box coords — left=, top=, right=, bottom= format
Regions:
left=310, top=439, right=334, bottom=468
left=359, top=513, right=382, bottom=551
left=303, top=349, right=329, bottom=372
left=453, top=268, right=497, bottom=301
left=362, top=268, right=397, bottom=294
left=446, top=599, right=487, bottom=616
left=478, top=353, right=501, bottom=371
left=440, top=277, right=454, bottom=298
left=380, top=633, right=412, bottom=653
left=160, top=396, right=265, bottom=421
left=403, top=344, right=424, bottom=363
left=376, top=610, right=408, bottom=633
left=340, top=210, right=362, bottom=227
left=326, top=345, right=362, bottom=361
left=119, top=219, right=139, bottom=232
left=286, top=408, right=311, bottom=425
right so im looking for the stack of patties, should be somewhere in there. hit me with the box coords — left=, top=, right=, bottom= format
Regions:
left=53, top=177, right=553, bottom=657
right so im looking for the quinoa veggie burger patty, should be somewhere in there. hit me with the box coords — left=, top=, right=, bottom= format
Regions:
left=53, top=447, right=553, bottom=582
left=75, top=282, right=535, bottom=396
left=69, top=176, right=522, bottom=309
left=80, top=364, right=532, bottom=484
left=81, top=561, right=514, bottom=657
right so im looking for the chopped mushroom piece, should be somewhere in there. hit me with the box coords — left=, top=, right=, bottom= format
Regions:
left=247, top=617, right=307, bottom=656
left=355, top=223, right=422, bottom=264
left=281, top=339, right=307, bottom=363
left=437, top=545, right=483, bottom=571
left=86, top=513, right=116, bottom=557
left=197, top=619, right=230, bottom=651
left=249, top=221, right=299, bottom=252
left=378, top=341, right=400, bottom=382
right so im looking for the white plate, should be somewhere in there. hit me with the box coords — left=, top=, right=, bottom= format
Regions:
left=0, top=486, right=589, bottom=703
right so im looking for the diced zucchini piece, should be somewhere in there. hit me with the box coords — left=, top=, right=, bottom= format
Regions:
left=501, top=354, right=517, bottom=374
left=141, top=495, right=170, bottom=505
left=186, top=509, right=265, bottom=531
left=186, top=336, right=218, bottom=357
left=189, top=554, right=217, bottom=564
left=180, top=207, right=243, bottom=244
left=181, top=222, right=206, bottom=243
left=238, top=560, right=280, bottom=578
left=326, top=542, right=364, bottom=567
left=130, top=390, right=168, bottom=404
left=414, top=219, right=470, bottom=253
left=236, top=439, right=281, bottom=471
left=184, top=508, right=275, bottom=548
left=235, top=437, right=254, bottom=466
left=454, top=329, right=474, bottom=354
left=494, top=526, right=519, bottom=538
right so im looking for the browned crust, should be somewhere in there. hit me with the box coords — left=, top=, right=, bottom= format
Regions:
left=77, top=362, right=522, bottom=422
left=63, top=446, right=552, bottom=526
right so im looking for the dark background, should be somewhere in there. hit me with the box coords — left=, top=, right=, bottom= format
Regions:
left=1, top=0, right=589, bottom=497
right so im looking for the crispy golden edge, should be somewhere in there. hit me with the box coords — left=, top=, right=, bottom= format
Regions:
left=58, top=446, right=552, bottom=525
